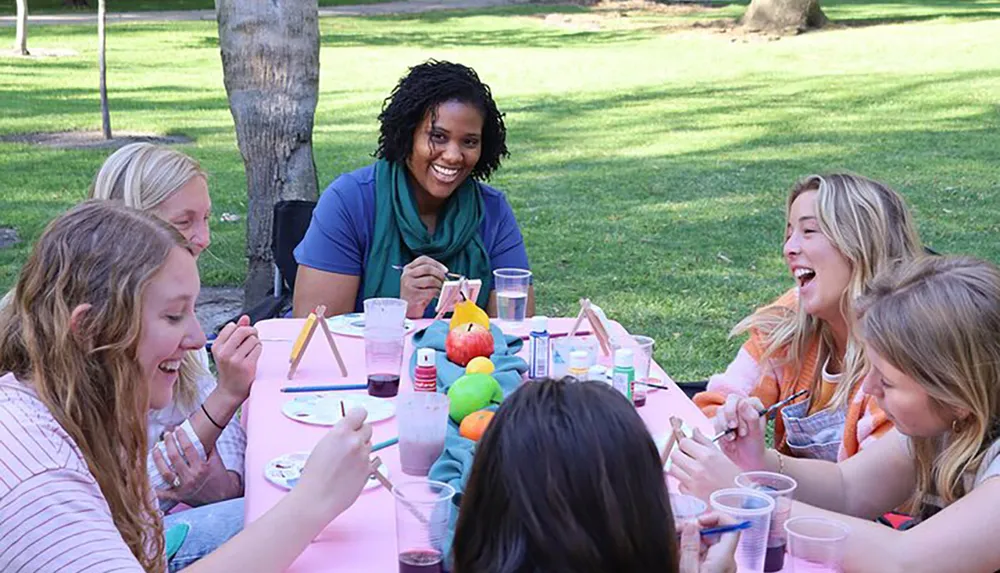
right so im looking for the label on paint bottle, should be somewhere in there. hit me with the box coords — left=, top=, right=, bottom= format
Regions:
left=529, top=316, right=550, bottom=379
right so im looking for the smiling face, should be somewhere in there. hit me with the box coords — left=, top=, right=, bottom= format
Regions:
left=784, top=190, right=853, bottom=323
left=137, top=246, right=206, bottom=410
left=862, top=345, right=956, bottom=438
left=405, top=100, right=484, bottom=208
left=151, top=175, right=212, bottom=259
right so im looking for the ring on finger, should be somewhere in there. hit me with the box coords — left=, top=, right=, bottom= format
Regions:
left=171, top=476, right=181, bottom=489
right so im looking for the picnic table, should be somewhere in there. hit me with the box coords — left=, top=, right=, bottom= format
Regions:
left=243, top=317, right=717, bottom=572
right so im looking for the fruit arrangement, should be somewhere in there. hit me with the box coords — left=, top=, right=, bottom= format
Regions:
left=445, top=301, right=494, bottom=367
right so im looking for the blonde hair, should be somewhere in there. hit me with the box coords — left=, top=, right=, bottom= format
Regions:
left=0, top=201, right=189, bottom=572
left=734, top=173, right=923, bottom=411
left=90, top=142, right=208, bottom=410
left=858, top=256, right=1000, bottom=513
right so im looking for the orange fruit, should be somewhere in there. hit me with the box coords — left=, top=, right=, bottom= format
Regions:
left=459, top=410, right=495, bottom=442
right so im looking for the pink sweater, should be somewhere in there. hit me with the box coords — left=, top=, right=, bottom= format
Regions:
left=0, top=372, right=144, bottom=572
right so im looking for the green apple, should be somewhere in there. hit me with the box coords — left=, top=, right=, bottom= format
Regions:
left=447, top=373, right=503, bottom=424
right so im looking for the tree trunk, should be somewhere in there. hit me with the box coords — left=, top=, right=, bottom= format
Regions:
left=98, top=0, right=111, bottom=139
left=740, top=0, right=827, bottom=32
left=14, top=0, right=28, bottom=56
left=215, top=0, right=320, bottom=306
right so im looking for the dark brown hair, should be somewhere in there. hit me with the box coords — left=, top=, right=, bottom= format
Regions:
left=452, top=378, right=679, bottom=573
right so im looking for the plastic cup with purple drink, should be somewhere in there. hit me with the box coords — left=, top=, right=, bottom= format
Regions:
left=395, top=480, right=455, bottom=573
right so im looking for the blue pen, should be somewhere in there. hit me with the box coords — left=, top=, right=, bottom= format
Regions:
left=699, top=520, right=752, bottom=536
left=280, top=384, right=368, bottom=393
left=371, top=437, right=399, bottom=452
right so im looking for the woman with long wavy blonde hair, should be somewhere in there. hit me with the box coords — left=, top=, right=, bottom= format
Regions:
left=91, top=142, right=255, bottom=518
left=0, top=201, right=374, bottom=572
left=683, top=256, right=1000, bottom=572
left=678, top=173, right=923, bottom=498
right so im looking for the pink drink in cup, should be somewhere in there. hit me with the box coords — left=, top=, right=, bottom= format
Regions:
left=784, top=516, right=850, bottom=573
left=398, top=393, right=450, bottom=476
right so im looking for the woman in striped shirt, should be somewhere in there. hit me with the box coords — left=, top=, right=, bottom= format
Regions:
left=0, top=201, right=373, bottom=572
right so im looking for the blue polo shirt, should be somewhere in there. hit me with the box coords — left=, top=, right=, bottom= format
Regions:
left=294, top=163, right=530, bottom=317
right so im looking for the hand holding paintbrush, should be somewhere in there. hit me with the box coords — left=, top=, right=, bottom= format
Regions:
left=711, top=389, right=809, bottom=442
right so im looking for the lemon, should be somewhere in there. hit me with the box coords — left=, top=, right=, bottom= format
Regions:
left=465, top=356, right=495, bottom=375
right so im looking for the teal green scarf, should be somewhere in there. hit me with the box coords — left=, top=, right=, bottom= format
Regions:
left=363, top=159, right=492, bottom=310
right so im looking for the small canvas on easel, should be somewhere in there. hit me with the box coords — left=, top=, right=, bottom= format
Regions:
left=433, top=278, right=483, bottom=319
left=567, top=298, right=613, bottom=356
left=287, top=305, right=349, bottom=379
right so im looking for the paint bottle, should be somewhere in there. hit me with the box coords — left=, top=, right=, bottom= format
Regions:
left=528, top=316, right=550, bottom=379
left=587, top=365, right=609, bottom=385
left=612, top=349, right=635, bottom=402
left=414, top=348, right=437, bottom=392
left=567, top=350, right=589, bottom=381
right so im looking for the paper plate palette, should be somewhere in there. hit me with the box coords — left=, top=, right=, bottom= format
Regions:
left=264, top=451, right=388, bottom=492
left=282, top=394, right=396, bottom=426
left=326, top=313, right=416, bottom=338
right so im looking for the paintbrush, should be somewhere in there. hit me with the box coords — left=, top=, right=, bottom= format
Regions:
left=391, top=264, right=463, bottom=280
left=711, top=389, right=809, bottom=442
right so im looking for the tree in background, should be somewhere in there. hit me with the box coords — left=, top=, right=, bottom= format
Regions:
left=98, top=0, right=111, bottom=138
left=741, top=0, right=827, bottom=32
left=215, top=0, right=321, bottom=304
left=14, top=0, right=28, bottom=56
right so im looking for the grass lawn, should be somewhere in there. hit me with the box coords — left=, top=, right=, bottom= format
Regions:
left=1, top=1, right=999, bottom=382
left=0, top=0, right=390, bottom=14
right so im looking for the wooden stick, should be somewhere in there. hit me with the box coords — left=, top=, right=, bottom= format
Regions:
left=370, top=457, right=430, bottom=526
left=567, top=299, right=590, bottom=338
left=315, top=304, right=348, bottom=377
left=660, top=431, right=677, bottom=468
left=587, top=308, right=613, bottom=356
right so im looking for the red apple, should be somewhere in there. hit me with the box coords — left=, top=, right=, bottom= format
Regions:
left=445, top=323, right=495, bottom=367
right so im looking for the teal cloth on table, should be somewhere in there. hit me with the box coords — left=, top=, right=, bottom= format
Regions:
left=409, top=320, right=527, bottom=569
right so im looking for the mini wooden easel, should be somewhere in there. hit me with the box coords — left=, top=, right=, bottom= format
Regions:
left=567, top=298, right=613, bottom=356
left=287, top=304, right=348, bottom=379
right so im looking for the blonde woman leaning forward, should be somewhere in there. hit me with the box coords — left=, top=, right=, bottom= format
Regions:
left=0, top=201, right=372, bottom=572
left=692, top=174, right=923, bottom=479
left=676, top=256, right=1000, bottom=573
left=91, top=142, right=257, bottom=515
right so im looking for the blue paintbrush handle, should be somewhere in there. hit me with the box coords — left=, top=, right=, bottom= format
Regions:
left=699, top=520, right=752, bottom=536
left=371, top=437, right=399, bottom=452
left=280, top=384, right=368, bottom=393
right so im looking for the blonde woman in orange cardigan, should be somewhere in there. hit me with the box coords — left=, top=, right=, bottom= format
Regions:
left=687, top=174, right=922, bottom=489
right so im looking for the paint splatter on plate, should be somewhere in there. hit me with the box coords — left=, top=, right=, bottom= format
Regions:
left=282, top=393, right=396, bottom=426
left=264, top=451, right=388, bottom=492
left=327, top=313, right=416, bottom=338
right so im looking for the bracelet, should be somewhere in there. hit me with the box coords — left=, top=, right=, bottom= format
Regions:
left=773, top=449, right=786, bottom=475
left=201, top=403, right=226, bottom=431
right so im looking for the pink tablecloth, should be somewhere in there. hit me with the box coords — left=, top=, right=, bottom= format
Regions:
left=244, top=318, right=714, bottom=572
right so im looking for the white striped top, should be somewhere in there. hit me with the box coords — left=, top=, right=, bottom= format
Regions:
left=0, top=372, right=144, bottom=572
left=147, top=348, right=246, bottom=512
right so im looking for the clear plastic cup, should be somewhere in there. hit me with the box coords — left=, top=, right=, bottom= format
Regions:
left=394, top=480, right=455, bottom=573
left=397, top=393, right=450, bottom=476
left=493, top=268, right=531, bottom=322
left=611, top=335, right=656, bottom=379
left=670, top=493, right=708, bottom=528
left=551, top=336, right=598, bottom=378
left=710, top=487, right=776, bottom=573
left=736, top=471, right=798, bottom=572
left=365, top=325, right=405, bottom=398
left=364, top=297, right=408, bottom=330
left=785, top=516, right=850, bottom=573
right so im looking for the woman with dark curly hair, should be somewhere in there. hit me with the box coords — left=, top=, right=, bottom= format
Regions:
left=293, top=60, right=533, bottom=319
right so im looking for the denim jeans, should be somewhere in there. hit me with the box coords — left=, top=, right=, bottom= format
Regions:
left=164, top=497, right=245, bottom=572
